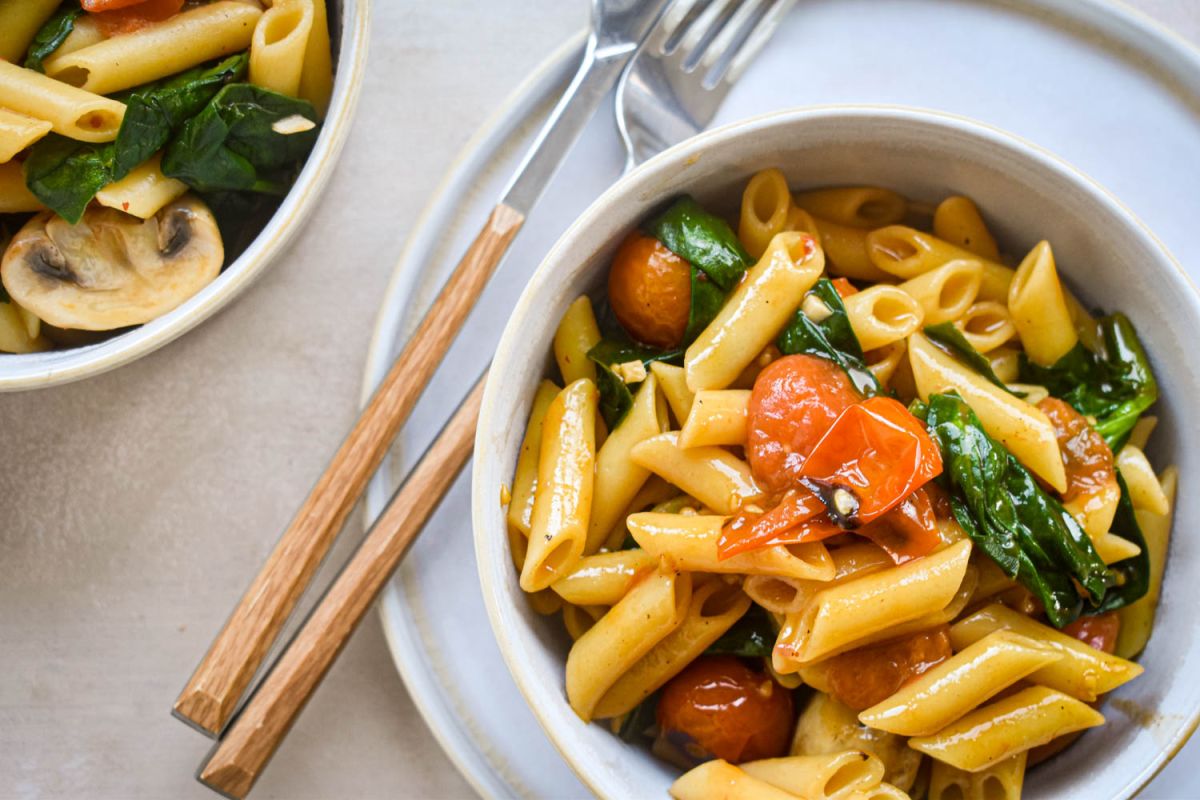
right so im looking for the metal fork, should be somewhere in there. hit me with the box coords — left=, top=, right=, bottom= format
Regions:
left=617, top=0, right=796, bottom=171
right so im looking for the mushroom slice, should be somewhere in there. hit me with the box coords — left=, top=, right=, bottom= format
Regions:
left=1, top=194, right=223, bottom=331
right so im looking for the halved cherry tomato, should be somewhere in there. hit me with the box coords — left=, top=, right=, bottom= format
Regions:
left=822, top=627, right=953, bottom=711
left=746, top=354, right=862, bottom=494
left=798, top=396, right=942, bottom=527
left=607, top=231, right=691, bottom=349
left=656, top=656, right=793, bottom=764
left=718, top=488, right=830, bottom=558
left=830, top=277, right=858, bottom=297
left=1062, top=611, right=1121, bottom=654
left=857, top=487, right=940, bottom=564
left=89, top=0, right=185, bottom=38
left=1038, top=397, right=1115, bottom=503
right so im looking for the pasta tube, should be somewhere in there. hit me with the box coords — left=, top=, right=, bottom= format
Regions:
left=908, top=686, right=1104, bottom=772
left=45, top=2, right=262, bottom=96
left=929, top=753, right=1026, bottom=800
left=950, top=604, right=1143, bottom=701
left=627, top=513, right=834, bottom=581
left=686, top=232, right=823, bottom=391
left=670, top=759, right=800, bottom=800
left=506, top=380, right=559, bottom=536
left=774, top=540, right=973, bottom=668
left=741, top=751, right=886, bottom=800
left=897, top=259, right=982, bottom=326
left=866, top=340, right=907, bottom=387
left=0, top=108, right=52, bottom=164
left=0, top=162, right=45, bottom=213
left=908, top=332, right=1067, bottom=492
left=843, top=284, right=925, bottom=350
left=521, top=379, right=597, bottom=592
left=793, top=186, right=907, bottom=228
left=250, top=0, right=315, bottom=98
left=566, top=565, right=690, bottom=721
left=1007, top=241, right=1078, bottom=365
left=1117, top=466, right=1177, bottom=658
left=553, top=296, right=601, bottom=384
left=740, top=168, right=793, bottom=258
left=678, top=389, right=749, bottom=449
left=586, top=374, right=667, bottom=552
left=649, top=361, right=695, bottom=425
left=858, top=631, right=1062, bottom=736
left=549, top=549, right=656, bottom=606
left=809, top=214, right=893, bottom=281
left=298, top=0, right=334, bottom=115
left=953, top=302, right=1016, bottom=353
left=0, top=60, right=125, bottom=143
left=94, top=154, right=188, bottom=219
left=932, top=196, right=1000, bottom=261
left=592, top=579, right=750, bottom=718
left=1116, top=444, right=1169, bottom=515
left=0, top=0, right=61, bottom=63
left=629, top=431, right=762, bottom=515
left=866, top=226, right=1013, bottom=301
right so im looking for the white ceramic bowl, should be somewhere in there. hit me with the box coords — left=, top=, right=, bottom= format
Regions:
left=0, top=0, right=369, bottom=391
left=474, top=106, right=1200, bottom=799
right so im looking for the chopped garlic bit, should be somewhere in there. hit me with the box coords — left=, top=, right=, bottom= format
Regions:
left=612, top=359, right=647, bottom=384
left=272, top=114, right=317, bottom=135
left=802, top=293, right=833, bottom=322
left=499, top=483, right=511, bottom=506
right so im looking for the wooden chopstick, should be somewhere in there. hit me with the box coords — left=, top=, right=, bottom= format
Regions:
left=197, top=374, right=486, bottom=799
left=173, top=205, right=522, bottom=737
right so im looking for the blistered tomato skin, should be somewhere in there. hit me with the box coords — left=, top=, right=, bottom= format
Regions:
left=823, top=627, right=953, bottom=711
left=1062, top=612, right=1121, bottom=654
left=746, top=354, right=862, bottom=494
left=656, top=655, right=794, bottom=764
left=1038, top=397, right=1115, bottom=503
left=607, top=231, right=692, bottom=349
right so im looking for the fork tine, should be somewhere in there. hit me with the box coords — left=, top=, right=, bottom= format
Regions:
left=722, top=0, right=797, bottom=85
left=676, top=0, right=736, bottom=68
left=659, top=0, right=708, bottom=55
left=697, top=0, right=767, bottom=83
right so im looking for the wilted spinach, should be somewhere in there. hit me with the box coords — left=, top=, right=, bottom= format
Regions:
left=23, top=1, right=82, bottom=72
left=703, top=605, right=775, bottom=658
left=647, top=196, right=751, bottom=292
left=587, top=339, right=682, bottom=429
left=924, top=322, right=1019, bottom=395
left=1091, top=473, right=1150, bottom=614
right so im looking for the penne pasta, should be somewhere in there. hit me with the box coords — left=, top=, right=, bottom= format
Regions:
left=250, top=0, right=315, bottom=98
left=670, top=759, right=801, bottom=800
left=686, top=232, right=823, bottom=391
left=298, top=0, right=334, bottom=115
left=865, top=340, right=907, bottom=387
left=627, top=512, right=835, bottom=581
left=908, top=686, right=1104, bottom=772
left=1116, top=444, right=1169, bottom=515
left=586, top=374, right=668, bottom=553
left=949, top=604, right=1143, bottom=702
left=897, top=259, right=982, bottom=326
left=0, top=162, right=46, bottom=213
left=506, top=380, right=560, bottom=537
left=793, top=186, right=907, bottom=229
left=566, top=565, right=691, bottom=721
left=550, top=548, right=656, bottom=606
left=553, top=295, right=601, bottom=384
left=562, top=602, right=606, bottom=641
left=593, top=579, right=750, bottom=718
left=0, top=108, right=52, bottom=164
left=0, top=0, right=61, bottom=63
left=650, top=361, right=695, bottom=426
left=45, top=2, right=262, bottom=96
left=774, top=540, right=973, bottom=669
left=740, top=168, right=793, bottom=258
left=929, top=753, right=1026, bottom=800
left=521, top=379, right=597, bottom=592
left=866, top=226, right=1013, bottom=302
left=843, top=284, right=925, bottom=351
left=908, top=332, right=1067, bottom=491
left=1126, top=415, right=1158, bottom=451
left=932, top=196, right=1000, bottom=261
left=1007, top=241, right=1077, bottom=365
left=809, top=214, right=893, bottom=281
left=792, top=693, right=923, bottom=792
left=0, top=60, right=125, bottom=143
left=94, top=154, right=189, bottom=219
left=629, top=431, right=762, bottom=515
left=741, top=751, right=886, bottom=800
left=1117, top=466, right=1177, bottom=658
left=678, top=389, right=749, bottom=449
left=858, top=631, right=1062, bottom=736
left=986, top=347, right=1020, bottom=384
left=953, top=301, right=1016, bottom=353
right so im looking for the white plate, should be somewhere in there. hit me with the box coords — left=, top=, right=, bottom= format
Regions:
left=361, top=2, right=1200, bottom=798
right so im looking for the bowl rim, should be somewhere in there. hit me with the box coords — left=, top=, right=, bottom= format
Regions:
left=0, top=0, right=372, bottom=391
left=472, top=103, right=1200, bottom=800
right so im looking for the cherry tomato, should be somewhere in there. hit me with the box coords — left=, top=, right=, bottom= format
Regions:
left=823, top=627, right=953, bottom=711
left=88, top=0, right=184, bottom=35
left=830, top=277, right=858, bottom=297
left=746, top=355, right=862, bottom=494
left=656, top=656, right=794, bottom=764
left=1038, top=397, right=1115, bottom=503
left=857, top=487, right=941, bottom=564
left=1062, top=612, right=1121, bottom=654
left=798, top=396, right=943, bottom=527
left=607, top=231, right=692, bottom=349
left=718, top=488, right=834, bottom=559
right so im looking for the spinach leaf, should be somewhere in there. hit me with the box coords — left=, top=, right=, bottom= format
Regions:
left=1091, top=473, right=1150, bottom=614
left=647, top=196, right=750, bottom=292
left=685, top=266, right=725, bottom=343
left=704, top=605, right=775, bottom=658
left=776, top=277, right=882, bottom=396
left=924, top=322, right=1020, bottom=395
left=616, top=693, right=659, bottom=743
left=587, top=339, right=682, bottom=429
left=23, top=55, right=248, bottom=223
left=1019, top=313, right=1157, bottom=451
left=24, top=1, right=82, bottom=72
left=22, top=135, right=115, bottom=224
left=113, top=54, right=249, bottom=177
left=163, top=84, right=319, bottom=194
left=925, top=392, right=1115, bottom=627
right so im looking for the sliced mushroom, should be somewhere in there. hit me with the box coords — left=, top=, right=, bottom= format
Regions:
left=1, top=194, right=223, bottom=331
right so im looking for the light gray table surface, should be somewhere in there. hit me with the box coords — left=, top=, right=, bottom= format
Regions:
left=2, top=2, right=1199, bottom=799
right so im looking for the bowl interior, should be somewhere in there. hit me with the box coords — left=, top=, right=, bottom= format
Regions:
left=474, top=107, right=1200, bottom=800
left=0, top=0, right=366, bottom=391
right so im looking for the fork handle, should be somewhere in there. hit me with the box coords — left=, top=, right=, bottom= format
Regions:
left=173, top=204, right=523, bottom=737
left=198, top=376, right=485, bottom=799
